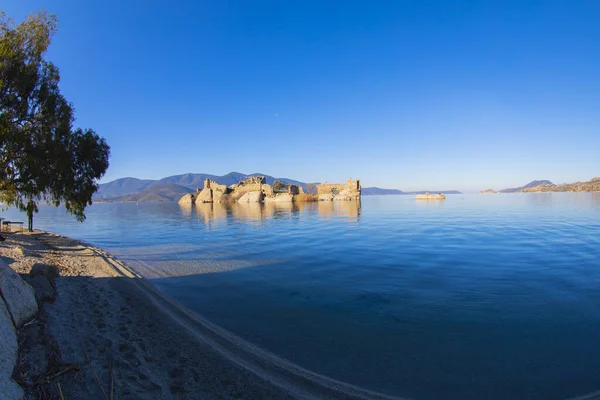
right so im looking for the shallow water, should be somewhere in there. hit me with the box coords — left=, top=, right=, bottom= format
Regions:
left=3, top=193, right=600, bottom=399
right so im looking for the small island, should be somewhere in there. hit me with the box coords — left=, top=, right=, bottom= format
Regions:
left=480, top=189, right=499, bottom=194
left=179, top=176, right=361, bottom=205
left=415, top=192, right=446, bottom=200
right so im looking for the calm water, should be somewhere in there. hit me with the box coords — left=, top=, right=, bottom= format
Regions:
left=3, top=194, right=600, bottom=399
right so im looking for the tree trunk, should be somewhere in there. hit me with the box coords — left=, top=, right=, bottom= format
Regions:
left=27, top=208, right=33, bottom=232
left=26, top=200, right=35, bottom=232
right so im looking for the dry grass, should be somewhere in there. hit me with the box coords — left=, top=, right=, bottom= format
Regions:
left=293, top=193, right=317, bottom=202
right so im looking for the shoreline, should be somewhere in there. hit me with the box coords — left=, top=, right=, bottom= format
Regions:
left=1, top=230, right=401, bottom=399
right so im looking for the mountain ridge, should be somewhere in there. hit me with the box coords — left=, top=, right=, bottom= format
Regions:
left=499, top=180, right=553, bottom=193
left=95, top=173, right=463, bottom=202
left=521, top=177, right=600, bottom=193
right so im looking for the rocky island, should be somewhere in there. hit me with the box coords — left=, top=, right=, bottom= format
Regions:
left=179, top=176, right=361, bottom=205
left=480, top=189, right=499, bottom=194
left=415, top=192, right=446, bottom=200
left=521, top=177, right=600, bottom=192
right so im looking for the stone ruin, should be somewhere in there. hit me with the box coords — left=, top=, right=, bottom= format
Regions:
left=178, top=176, right=360, bottom=205
left=316, top=178, right=361, bottom=201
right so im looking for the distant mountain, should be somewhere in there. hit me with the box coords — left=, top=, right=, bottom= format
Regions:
left=94, top=177, right=155, bottom=199
left=362, top=187, right=405, bottom=195
left=499, top=180, right=553, bottom=193
left=106, top=183, right=194, bottom=203
left=95, top=172, right=311, bottom=202
left=521, top=177, right=600, bottom=193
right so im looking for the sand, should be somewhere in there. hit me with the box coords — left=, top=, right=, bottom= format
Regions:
left=0, top=231, right=401, bottom=400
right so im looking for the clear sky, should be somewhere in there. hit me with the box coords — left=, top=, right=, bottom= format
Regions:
left=4, top=1, right=600, bottom=192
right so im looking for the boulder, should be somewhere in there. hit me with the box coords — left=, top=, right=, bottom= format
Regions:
left=30, top=263, right=59, bottom=279
left=318, top=193, right=334, bottom=201
left=212, top=189, right=226, bottom=203
left=29, top=275, right=54, bottom=302
left=238, top=191, right=263, bottom=203
left=264, top=193, right=293, bottom=203
left=178, top=193, right=194, bottom=206
left=0, top=298, right=23, bottom=400
left=0, top=259, right=38, bottom=328
left=195, top=188, right=213, bottom=204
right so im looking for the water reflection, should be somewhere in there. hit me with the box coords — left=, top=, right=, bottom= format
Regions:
left=592, top=193, right=600, bottom=210
left=195, top=203, right=228, bottom=224
left=180, top=201, right=361, bottom=223
left=525, top=193, right=554, bottom=207
left=179, top=203, right=193, bottom=217
left=317, top=200, right=361, bottom=219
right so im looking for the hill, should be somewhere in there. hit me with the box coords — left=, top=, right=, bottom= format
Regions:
left=94, top=173, right=312, bottom=202
left=94, top=177, right=155, bottom=199
left=521, top=177, right=600, bottom=193
left=106, top=183, right=194, bottom=202
left=499, top=180, right=553, bottom=193
left=362, top=187, right=405, bottom=195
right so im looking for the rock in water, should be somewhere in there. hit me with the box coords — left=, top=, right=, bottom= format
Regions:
left=195, top=188, right=213, bottom=204
left=178, top=193, right=194, bottom=205
left=238, top=191, right=263, bottom=203
left=264, top=193, right=293, bottom=202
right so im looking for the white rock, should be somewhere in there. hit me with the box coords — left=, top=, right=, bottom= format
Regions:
left=212, top=189, right=226, bottom=203
left=238, top=191, right=263, bottom=203
left=264, top=193, right=293, bottom=203
left=195, top=188, right=213, bottom=204
left=318, top=194, right=334, bottom=201
left=178, top=193, right=194, bottom=205
left=0, top=259, right=38, bottom=328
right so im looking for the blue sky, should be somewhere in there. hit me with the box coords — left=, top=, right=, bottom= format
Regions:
left=4, top=1, right=599, bottom=192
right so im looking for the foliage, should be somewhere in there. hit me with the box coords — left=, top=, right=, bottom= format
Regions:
left=293, top=193, right=317, bottom=202
left=304, top=183, right=318, bottom=195
left=272, top=179, right=289, bottom=193
left=0, top=11, right=110, bottom=230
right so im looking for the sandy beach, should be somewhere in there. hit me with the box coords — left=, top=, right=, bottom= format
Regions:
left=0, top=230, right=400, bottom=400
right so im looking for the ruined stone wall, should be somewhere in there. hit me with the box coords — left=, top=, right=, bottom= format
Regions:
left=316, top=183, right=345, bottom=195
left=180, top=177, right=358, bottom=204
left=317, top=179, right=361, bottom=194
left=346, top=179, right=360, bottom=192
left=204, top=179, right=228, bottom=192
left=240, top=176, right=265, bottom=185
left=240, top=183, right=262, bottom=193
left=316, top=178, right=361, bottom=201
left=231, top=183, right=271, bottom=196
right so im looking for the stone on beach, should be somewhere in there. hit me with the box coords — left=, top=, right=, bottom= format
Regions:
left=0, top=297, right=23, bottom=400
left=29, top=275, right=54, bottom=302
left=0, top=259, right=38, bottom=328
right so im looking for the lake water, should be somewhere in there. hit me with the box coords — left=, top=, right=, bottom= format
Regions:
left=3, top=193, right=600, bottom=399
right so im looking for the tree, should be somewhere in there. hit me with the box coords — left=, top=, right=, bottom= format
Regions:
left=304, top=183, right=317, bottom=195
left=0, top=11, right=110, bottom=232
left=273, top=179, right=289, bottom=193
